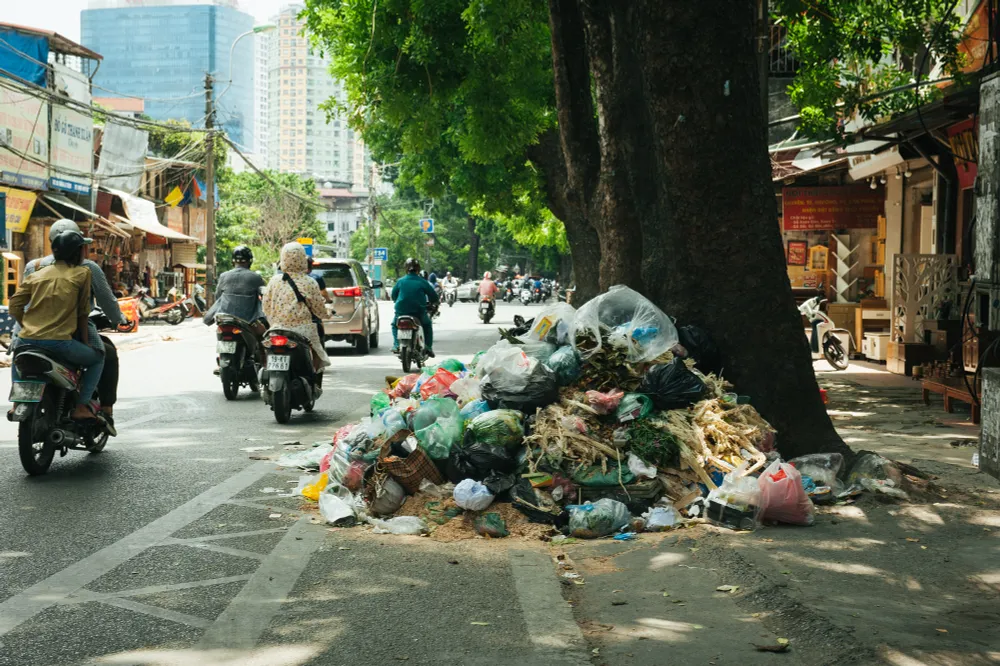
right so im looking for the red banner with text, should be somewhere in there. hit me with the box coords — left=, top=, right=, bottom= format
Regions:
left=782, top=185, right=883, bottom=231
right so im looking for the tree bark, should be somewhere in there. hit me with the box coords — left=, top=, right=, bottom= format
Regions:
left=466, top=216, right=480, bottom=280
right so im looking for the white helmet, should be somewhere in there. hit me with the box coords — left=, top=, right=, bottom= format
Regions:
left=483, top=271, right=492, bottom=280
left=49, top=219, right=92, bottom=243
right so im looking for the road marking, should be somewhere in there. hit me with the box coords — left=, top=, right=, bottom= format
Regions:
left=100, top=597, right=212, bottom=629
left=163, top=528, right=288, bottom=543
left=115, top=412, right=163, bottom=429
left=178, top=541, right=267, bottom=561
left=196, top=517, right=325, bottom=650
left=61, top=575, right=254, bottom=604
left=0, top=462, right=272, bottom=637
left=509, top=550, right=590, bottom=665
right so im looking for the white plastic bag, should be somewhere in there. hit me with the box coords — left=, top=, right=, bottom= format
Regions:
left=368, top=516, right=428, bottom=535
left=476, top=341, right=537, bottom=392
left=570, top=285, right=679, bottom=362
left=453, top=479, right=495, bottom=511
left=276, top=443, right=333, bottom=470
left=643, top=506, right=680, bottom=531
left=627, top=453, right=658, bottom=480
left=705, top=465, right=764, bottom=531
left=319, top=490, right=360, bottom=525
left=527, top=303, right=576, bottom=345
left=450, top=377, right=482, bottom=408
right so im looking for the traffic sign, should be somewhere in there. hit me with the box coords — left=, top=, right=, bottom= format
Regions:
left=419, top=218, right=434, bottom=233
left=297, top=237, right=314, bottom=257
left=373, top=247, right=388, bottom=261
left=426, top=238, right=435, bottom=246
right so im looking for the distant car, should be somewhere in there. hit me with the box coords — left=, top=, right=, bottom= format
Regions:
left=311, top=257, right=383, bottom=354
left=457, top=280, right=481, bottom=302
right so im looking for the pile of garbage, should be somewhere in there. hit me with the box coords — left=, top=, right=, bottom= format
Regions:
left=276, top=286, right=902, bottom=540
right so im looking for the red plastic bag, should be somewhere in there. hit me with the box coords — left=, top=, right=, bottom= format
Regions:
left=419, top=368, right=459, bottom=400
left=760, top=461, right=815, bottom=526
left=389, top=374, right=422, bottom=399
left=585, top=389, right=624, bottom=415
left=343, top=461, right=367, bottom=492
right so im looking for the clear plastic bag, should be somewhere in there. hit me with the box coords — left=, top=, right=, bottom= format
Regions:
left=544, top=346, right=582, bottom=386
left=477, top=341, right=537, bottom=392
left=368, top=516, right=428, bottom=535
left=705, top=465, right=764, bottom=531
left=789, top=453, right=845, bottom=492
left=450, top=377, right=482, bottom=408
left=319, top=486, right=364, bottom=525
left=380, top=408, right=409, bottom=441
left=453, top=479, right=495, bottom=511
left=617, top=393, right=653, bottom=423
left=643, top=505, right=680, bottom=531
left=519, top=340, right=559, bottom=364
left=527, top=303, right=576, bottom=345
left=459, top=399, right=491, bottom=425
left=759, top=460, right=815, bottom=526
left=567, top=499, right=632, bottom=538
left=276, top=444, right=334, bottom=470
left=585, top=389, right=624, bottom=415
left=570, top=285, right=679, bottom=362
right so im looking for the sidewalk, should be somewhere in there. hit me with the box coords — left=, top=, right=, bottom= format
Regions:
left=106, top=318, right=206, bottom=353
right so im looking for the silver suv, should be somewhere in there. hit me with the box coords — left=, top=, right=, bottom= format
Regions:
left=311, top=258, right=382, bottom=354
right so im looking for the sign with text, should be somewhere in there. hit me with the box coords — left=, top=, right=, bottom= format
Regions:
left=373, top=247, right=388, bottom=261
left=947, top=118, right=978, bottom=190
left=49, top=63, right=93, bottom=196
left=0, top=85, right=48, bottom=190
left=782, top=185, right=883, bottom=231
left=0, top=186, right=37, bottom=234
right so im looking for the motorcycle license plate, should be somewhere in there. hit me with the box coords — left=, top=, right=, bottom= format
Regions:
left=267, top=355, right=291, bottom=371
left=397, top=329, right=414, bottom=340
left=9, top=381, right=45, bottom=403
left=217, top=341, right=238, bottom=354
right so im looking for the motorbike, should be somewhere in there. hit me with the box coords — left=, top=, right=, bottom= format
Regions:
left=395, top=303, right=438, bottom=372
left=260, top=328, right=319, bottom=423
left=519, top=288, right=533, bottom=306
left=799, top=297, right=851, bottom=371
left=503, top=283, right=516, bottom=303
left=444, top=285, right=458, bottom=307
left=478, top=297, right=496, bottom=325
left=7, top=310, right=119, bottom=475
left=532, top=286, right=543, bottom=303
left=136, top=287, right=186, bottom=325
left=215, top=314, right=263, bottom=400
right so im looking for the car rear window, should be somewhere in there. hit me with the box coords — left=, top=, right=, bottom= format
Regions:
left=313, top=264, right=355, bottom=288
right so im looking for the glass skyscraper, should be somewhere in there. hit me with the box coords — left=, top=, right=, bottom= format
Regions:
left=81, top=0, right=255, bottom=150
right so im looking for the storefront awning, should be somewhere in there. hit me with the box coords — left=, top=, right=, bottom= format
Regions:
left=37, top=193, right=131, bottom=239
left=105, top=188, right=197, bottom=242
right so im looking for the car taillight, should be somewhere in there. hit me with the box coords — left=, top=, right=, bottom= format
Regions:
left=333, top=286, right=363, bottom=298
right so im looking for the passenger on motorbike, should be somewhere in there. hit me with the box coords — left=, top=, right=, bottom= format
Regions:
left=391, top=258, right=439, bottom=356
left=478, top=271, right=499, bottom=302
left=9, top=229, right=103, bottom=422
left=14, top=220, right=130, bottom=430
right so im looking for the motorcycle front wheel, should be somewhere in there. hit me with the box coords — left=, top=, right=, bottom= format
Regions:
left=823, top=335, right=849, bottom=371
left=166, top=308, right=184, bottom=325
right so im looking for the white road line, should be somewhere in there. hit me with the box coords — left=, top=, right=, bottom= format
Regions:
left=509, top=550, right=590, bottom=665
left=60, top=575, right=254, bottom=604
left=179, top=542, right=267, bottom=561
left=115, top=412, right=163, bottom=429
left=0, top=462, right=272, bottom=637
left=100, top=597, right=212, bottom=629
left=162, top=528, right=288, bottom=544
left=196, top=517, right=325, bottom=650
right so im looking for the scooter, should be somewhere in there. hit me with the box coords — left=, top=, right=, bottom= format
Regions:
left=519, top=288, right=533, bottom=306
left=799, top=297, right=851, bottom=371
left=444, top=285, right=458, bottom=307
left=532, top=286, right=544, bottom=303
left=136, top=287, right=186, bottom=325
left=215, top=314, right=263, bottom=400
left=478, top=297, right=496, bottom=325
left=260, top=328, right=319, bottom=423
left=503, top=283, right=516, bottom=303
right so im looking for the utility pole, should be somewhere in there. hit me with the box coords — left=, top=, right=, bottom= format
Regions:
left=204, top=73, right=216, bottom=306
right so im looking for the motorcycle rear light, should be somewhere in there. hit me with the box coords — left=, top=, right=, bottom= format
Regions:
left=397, top=319, right=417, bottom=330
left=333, top=286, right=363, bottom=298
left=269, top=335, right=289, bottom=347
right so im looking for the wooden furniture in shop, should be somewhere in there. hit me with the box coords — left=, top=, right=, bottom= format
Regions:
left=921, top=377, right=981, bottom=424
left=855, top=298, right=891, bottom=354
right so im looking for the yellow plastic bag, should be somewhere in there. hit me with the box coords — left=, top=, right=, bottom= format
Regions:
left=301, top=472, right=329, bottom=502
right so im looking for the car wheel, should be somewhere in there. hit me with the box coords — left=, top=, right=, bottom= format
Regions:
left=369, top=329, right=379, bottom=349
left=355, top=329, right=371, bottom=355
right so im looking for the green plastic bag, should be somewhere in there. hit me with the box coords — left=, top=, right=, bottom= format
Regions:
left=616, top=393, right=653, bottom=423
left=437, top=358, right=466, bottom=374
left=544, top=346, right=581, bottom=386
left=470, top=350, right=488, bottom=374
left=466, top=410, right=525, bottom=450
left=474, top=512, right=509, bottom=537
left=370, top=392, right=391, bottom=416
left=415, top=406, right=463, bottom=460
left=572, top=464, right=636, bottom=487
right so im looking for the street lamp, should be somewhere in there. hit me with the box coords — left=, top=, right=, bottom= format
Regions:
left=216, top=23, right=276, bottom=104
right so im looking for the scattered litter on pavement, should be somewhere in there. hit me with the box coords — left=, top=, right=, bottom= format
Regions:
left=268, top=513, right=282, bottom=519
left=240, top=446, right=273, bottom=452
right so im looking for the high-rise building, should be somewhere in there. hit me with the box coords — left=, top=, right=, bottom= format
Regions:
left=81, top=0, right=255, bottom=149
left=253, top=31, right=269, bottom=166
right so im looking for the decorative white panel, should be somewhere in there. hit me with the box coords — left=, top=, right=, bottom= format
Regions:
left=892, top=254, right=958, bottom=343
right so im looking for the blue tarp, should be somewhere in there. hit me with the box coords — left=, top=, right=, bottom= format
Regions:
left=0, top=29, right=49, bottom=87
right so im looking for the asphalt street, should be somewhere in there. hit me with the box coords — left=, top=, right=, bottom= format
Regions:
left=0, top=301, right=589, bottom=666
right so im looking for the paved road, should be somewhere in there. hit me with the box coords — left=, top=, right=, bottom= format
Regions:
left=0, top=301, right=592, bottom=666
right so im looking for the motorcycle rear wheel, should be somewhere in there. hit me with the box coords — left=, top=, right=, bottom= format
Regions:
left=221, top=366, right=239, bottom=400
left=823, top=335, right=849, bottom=371
left=401, top=347, right=412, bottom=373
left=273, top=387, right=292, bottom=424
left=87, top=429, right=109, bottom=454
left=18, top=405, right=54, bottom=476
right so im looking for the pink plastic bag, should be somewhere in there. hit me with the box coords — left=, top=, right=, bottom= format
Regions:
left=419, top=368, right=459, bottom=400
left=760, top=461, right=815, bottom=526
left=585, top=389, right=624, bottom=415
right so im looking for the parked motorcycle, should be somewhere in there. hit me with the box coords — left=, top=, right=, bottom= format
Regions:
left=478, top=297, right=496, bottom=325
left=7, top=310, right=119, bottom=475
left=260, top=329, right=319, bottom=423
left=216, top=314, right=262, bottom=400
left=136, top=287, right=186, bottom=325
left=799, top=297, right=851, bottom=371
left=395, top=303, right=438, bottom=372
left=519, top=288, right=533, bottom=306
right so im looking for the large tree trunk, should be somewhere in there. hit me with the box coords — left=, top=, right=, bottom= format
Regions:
left=550, top=0, right=849, bottom=459
left=466, top=216, right=480, bottom=280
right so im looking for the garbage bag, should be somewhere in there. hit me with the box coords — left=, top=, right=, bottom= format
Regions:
left=519, top=339, right=559, bottom=364
left=572, top=464, right=636, bottom=487
left=617, top=393, right=653, bottom=423
left=380, top=408, right=409, bottom=441
left=446, top=440, right=518, bottom=482
left=469, top=350, right=487, bottom=374
left=466, top=410, right=525, bottom=450
left=568, top=499, right=632, bottom=538
left=277, top=444, right=334, bottom=470
left=705, top=466, right=764, bottom=531
left=627, top=453, right=658, bottom=480
left=389, top=374, right=421, bottom=399
left=510, top=479, right=569, bottom=526
left=370, top=477, right=406, bottom=516
left=544, top=346, right=581, bottom=386
left=412, top=396, right=460, bottom=431
left=300, top=472, right=329, bottom=501
left=414, top=414, right=462, bottom=461
left=639, top=358, right=707, bottom=410
left=845, top=452, right=904, bottom=497
left=642, top=505, right=680, bottom=531
left=789, top=453, right=845, bottom=492
left=436, top=358, right=466, bottom=374
left=481, top=362, right=558, bottom=413
left=526, top=303, right=576, bottom=345
left=450, top=377, right=482, bottom=408
left=454, top=479, right=495, bottom=511
left=677, top=324, right=722, bottom=375
left=459, top=399, right=491, bottom=425
left=477, top=341, right=537, bottom=392
left=368, top=516, right=428, bottom=535
left=342, top=461, right=367, bottom=492
left=370, top=392, right=391, bottom=416
left=474, top=512, right=509, bottom=538
left=570, top=285, right=679, bottom=363
left=483, top=471, right=518, bottom=497
left=585, top=389, right=624, bottom=415
left=419, top=367, right=460, bottom=400
left=760, top=460, right=815, bottom=526
left=319, top=486, right=363, bottom=525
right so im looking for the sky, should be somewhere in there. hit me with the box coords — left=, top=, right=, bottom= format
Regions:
left=5, top=0, right=288, bottom=43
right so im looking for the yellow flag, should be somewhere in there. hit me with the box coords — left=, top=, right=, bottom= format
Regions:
left=165, top=186, right=184, bottom=208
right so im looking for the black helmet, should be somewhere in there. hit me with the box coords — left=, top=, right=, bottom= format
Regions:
left=404, top=257, right=420, bottom=273
left=232, top=245, right=253, bottom=264
left=51, top=230, right=90, bottom=263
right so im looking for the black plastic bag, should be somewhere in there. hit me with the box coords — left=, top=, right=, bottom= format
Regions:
left=510, top=479, right=569, bottom=527
left=481, top=362, right=558, bottom=413
left=677, top=325, right=722, bottom=375
left=446, top=440, right=518, bottom=483
left=483, top=470, right=518, bottom=497
left=639, top=358, right=707, bottom=410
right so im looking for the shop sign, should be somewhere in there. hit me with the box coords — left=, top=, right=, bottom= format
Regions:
left=0, top=186, right=37, bottom=233
left=947, top=118, right=978, bottom=190
left=49, top=63, right=93, bottom=196
left=0, top=84, right=48, bottom=190
left=782, top=185, right=883, bottom=231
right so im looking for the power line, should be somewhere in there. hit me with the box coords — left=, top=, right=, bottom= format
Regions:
left=220, top=134, right=330, bottom=210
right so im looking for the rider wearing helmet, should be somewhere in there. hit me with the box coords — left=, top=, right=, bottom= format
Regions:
left=441, top=271, right=460, bottom=291
left=478, top=271, right=499, bottom=302
left=14, top=220, right=130, bottom=429
left=204, top=245, right=268, bottom=333
left=10, top=228, right=105, bottom=421
left=391, top=258, right=439, bottom=356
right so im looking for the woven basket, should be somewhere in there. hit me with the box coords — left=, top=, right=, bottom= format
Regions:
left=378, top=432, right=444, bottom=494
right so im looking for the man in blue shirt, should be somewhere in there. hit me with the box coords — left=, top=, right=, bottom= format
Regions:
left=391, top=258, right=439, bottom=356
